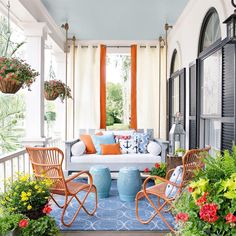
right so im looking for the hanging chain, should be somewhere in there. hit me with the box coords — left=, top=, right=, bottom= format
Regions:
left=232, top=0, right=236, bottom=8
left=7, top=0, right=10, bottom=34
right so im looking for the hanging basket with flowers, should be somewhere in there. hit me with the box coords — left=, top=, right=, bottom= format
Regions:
left=44, top=79, right=72, bottom=102
left=0, top=57, right=39, bottom=94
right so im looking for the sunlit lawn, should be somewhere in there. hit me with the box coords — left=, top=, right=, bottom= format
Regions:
left=106, top=123, right=129, bottom=130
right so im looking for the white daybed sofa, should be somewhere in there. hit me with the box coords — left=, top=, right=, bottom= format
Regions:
left=65, top=129, right=168, bottom=175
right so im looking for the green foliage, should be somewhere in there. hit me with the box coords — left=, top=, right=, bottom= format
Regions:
left=106, top=82, right=123, bottom=123
left=106, top=113, right=114, bottom=126
left=150, top=163, right=166, bottom=177
left=0, top=94, right=25, bottom=153
left=20, top=216, right=59, bottom=236
left=0, top=213, right=23, bottom=234
left=174, top=146, right=236, bottom=235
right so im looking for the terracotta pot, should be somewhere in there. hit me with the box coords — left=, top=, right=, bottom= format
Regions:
left=0, top=79, right=22, bottom=94
left=44, top=91, right=59, bottom=100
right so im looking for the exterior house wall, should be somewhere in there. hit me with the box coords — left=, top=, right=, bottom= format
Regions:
left=167, top=0, right=234, bottom=148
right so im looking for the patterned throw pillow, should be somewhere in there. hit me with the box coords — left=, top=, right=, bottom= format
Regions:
left=165, top=166, right=183, bottom=198
left=132, top=132, right=150, bottom=154
left=115, top=135, right=137, bottom=154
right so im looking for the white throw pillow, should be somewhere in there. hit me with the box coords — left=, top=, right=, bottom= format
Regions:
left=71, top=141, right=86, bottom=156
left=165, top=166, right=183, bottom=198
left=147, top=141, right=162, bottom=156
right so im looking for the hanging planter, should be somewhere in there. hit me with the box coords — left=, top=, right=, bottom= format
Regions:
left=0, top=57, right=39, bottom=94
left=44, top=80, right=72, bottom=102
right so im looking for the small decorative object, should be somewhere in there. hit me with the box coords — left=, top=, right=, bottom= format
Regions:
left=169, top=112, right=186, bottom=155
left=44, top=79, right=72, bottom=102
left=174, top=146, right=236, bottom=235
left=223, top=0, right=236, bottom=42
left=0, top=57, right=39, bottom=94
left=175, top=148, right=186, bottom=157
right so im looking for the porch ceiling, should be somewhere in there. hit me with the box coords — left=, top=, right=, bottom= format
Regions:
left=41, top=0, right=189, bottom=40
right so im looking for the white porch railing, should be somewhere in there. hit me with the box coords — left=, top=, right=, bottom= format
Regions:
left=0, top=138, right=63, bottom=193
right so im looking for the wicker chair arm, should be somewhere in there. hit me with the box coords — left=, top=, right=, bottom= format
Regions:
left=65, top=171, right=93, bottom=185
left=166, top=168, right=175, bottom=179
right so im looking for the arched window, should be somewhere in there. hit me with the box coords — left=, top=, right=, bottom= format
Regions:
left=199, top=8, right=221, bottom=53
left=170, top=49, right=179, bottom=75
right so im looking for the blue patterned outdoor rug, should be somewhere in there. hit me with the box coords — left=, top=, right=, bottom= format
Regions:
left=50, top=180, right=175, bottom=231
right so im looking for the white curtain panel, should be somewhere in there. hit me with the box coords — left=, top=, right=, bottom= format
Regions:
left=137, top=45, right=166, bottom=139
left=74, top=45, right=101, bottom=133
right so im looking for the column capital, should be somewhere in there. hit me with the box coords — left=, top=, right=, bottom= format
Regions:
left=22, top=22, right=48, bottom=39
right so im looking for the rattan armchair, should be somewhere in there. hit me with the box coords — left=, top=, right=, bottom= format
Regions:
left=136, top=146, right=210, bottom=232
left=26, top=147, right=98, bottom=227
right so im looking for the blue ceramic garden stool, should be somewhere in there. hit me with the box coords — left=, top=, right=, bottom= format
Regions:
left=117, top=167, right=142, bottom=202
left=89, top=165, right=111, bottom=198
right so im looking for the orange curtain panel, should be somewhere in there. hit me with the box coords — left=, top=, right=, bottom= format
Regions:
left=130, top=45, right=137, bottom=129
left=100, top=45, right=106, bottom=129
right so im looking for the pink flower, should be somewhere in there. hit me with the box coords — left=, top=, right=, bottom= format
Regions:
left=225, top=213, right=236, bottom=224
left=176, top=212, right=189, bottom=223
left=199, top=203, right=218, bottom=223
left=196, top=192, right=208, bottom=206
left=19, top=219, right=29, bottom=228
left=43, top=204, right=52, bottom=214
left=155, top=163, right=160, bottom=169
left=144, top=168, right=149, bottom=173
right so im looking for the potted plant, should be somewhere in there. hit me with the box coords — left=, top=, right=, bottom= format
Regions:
left=0, top=174, right=52, bottom=219
left=175, top=148, right=186, bottom=157
left=144, top=163, right=167, bottom=184
left=0, top=213, right=23, bottom=236
left=44, top=80, right=72, bottom=102
left=0, top=57, right=39, bottom=94
left=174, top=146, right=236, bottom=235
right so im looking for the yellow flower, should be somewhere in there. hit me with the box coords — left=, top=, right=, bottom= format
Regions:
left=1, top=200, right=6, bottom=205
left=21, top=196, right=29, bottom=201
left=27, top=205, right=32, bottom=210
left=20, top=174, right=30, bottom=182
left=34, top=185, right=39, bottom=190
left=23, top=202, right=27, bottom=205
left=27, top=192, right=31, bottom=197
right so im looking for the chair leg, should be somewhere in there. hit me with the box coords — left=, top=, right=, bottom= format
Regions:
left=135, top=191, right=176, bottom=233
left=61, top=186, right=98, bottom=227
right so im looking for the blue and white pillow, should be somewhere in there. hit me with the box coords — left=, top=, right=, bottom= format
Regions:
left=132, top=133, right=150, bottom=154
left=91, top=134, right=116, bottom=154
left=165, top=166, right=183, bottom=198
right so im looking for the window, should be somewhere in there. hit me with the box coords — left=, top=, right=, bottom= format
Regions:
left=106, top=53, right=131, bottom=130
left=168, top=50, right=185, bottom=131
left=199, top=8, right=221, bottom=53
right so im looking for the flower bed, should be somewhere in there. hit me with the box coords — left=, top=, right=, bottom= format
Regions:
left=174, top=147, right=236, bottom=235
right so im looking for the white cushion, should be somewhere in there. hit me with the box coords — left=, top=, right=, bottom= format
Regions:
left=71, top=141, right=86, bottom=156
left=147, top=141, right=162, bottom=156
left=165, top=166, right=183, bottom=198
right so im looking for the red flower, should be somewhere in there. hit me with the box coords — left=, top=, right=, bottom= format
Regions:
left=196, top=192, right=208, bottom=206
left=43, top=204, right=52, bottom=214
left=19, top=219, right=29, bottom=228
left=144, top=168, right=149, bottom=173
left=155, top=163, right=160, bottom=169
left=199, top=203, right=218, bottom=223
left=188, top=187, right=194, bottom=193
left=176, top=212, right=189, bottom=223
left=225, top=213, right=236, bottom=224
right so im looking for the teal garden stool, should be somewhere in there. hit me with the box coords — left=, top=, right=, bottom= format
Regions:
left=89, top=165, right=111, bottom=198
left=117, top=167, right=142, bottom=202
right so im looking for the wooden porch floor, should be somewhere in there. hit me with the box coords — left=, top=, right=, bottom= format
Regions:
left=61, top=231, right=171, bottom=236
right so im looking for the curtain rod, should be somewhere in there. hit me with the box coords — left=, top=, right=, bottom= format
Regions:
left=69, top=45, right=157, bottom=48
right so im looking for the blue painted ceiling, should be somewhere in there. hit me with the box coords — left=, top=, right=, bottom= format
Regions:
left=41, top=0, right=189, bottom=40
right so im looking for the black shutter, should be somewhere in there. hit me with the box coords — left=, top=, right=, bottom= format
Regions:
left=179, top=68, right=186, bottom=128
left=221, top=44, right=235, bottom=151
left=189, top=63, right=197, bottom=148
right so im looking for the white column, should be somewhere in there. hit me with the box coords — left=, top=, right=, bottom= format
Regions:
left=22, top=22, right=49, bottom=146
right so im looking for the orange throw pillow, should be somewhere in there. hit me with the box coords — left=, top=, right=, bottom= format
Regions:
left=80, top=134, right=96, bottom=154
left=100, top=143, right=121, bottom=155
